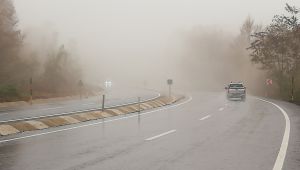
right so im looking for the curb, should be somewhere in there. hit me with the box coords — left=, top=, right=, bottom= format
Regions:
left=0, top=96, right=183, bottom=136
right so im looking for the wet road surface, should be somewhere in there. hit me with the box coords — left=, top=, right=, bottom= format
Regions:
left=0, top=92, right=299, bottom=170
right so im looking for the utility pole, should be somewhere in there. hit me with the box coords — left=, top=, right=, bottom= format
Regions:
left=29, top=77, right=33, bottom=105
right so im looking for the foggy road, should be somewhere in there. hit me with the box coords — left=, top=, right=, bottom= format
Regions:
left=0, top=92, right=299, bottom=170
left=0, top=88, right=159, bottom=123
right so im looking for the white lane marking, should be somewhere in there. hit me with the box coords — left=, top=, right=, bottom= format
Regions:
left=40, top=107, right=63, bottom=111
left=81, top=103, right=95, bottom=106
left=145, top=130, right=176, bottom=141
left=0, top=96, right=192, bottom=144
left=0, top=93, right=161, bottom=124
left=199, top=115, right=211, bottom=121
left=257, top=98, right=290, bottom=170
left=218, top=107, right=224, bottom=111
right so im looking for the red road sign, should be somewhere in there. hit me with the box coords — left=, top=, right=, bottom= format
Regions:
left=266, top=79, right=273, bottom=85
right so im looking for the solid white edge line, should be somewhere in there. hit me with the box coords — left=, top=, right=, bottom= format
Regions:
left=145, top=129, right=177, bottom=141
left=257, top=98, right=290, bottom=170
left=199, top=115, right=211, bottom=121
left=0, top=96, right=192, bottom=144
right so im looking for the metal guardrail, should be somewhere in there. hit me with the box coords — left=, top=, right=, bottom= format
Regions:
left=0, top=93, right=161, bottom=124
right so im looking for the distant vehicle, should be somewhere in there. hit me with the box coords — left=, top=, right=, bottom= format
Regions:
left=225, top=82, right=246, bottom=101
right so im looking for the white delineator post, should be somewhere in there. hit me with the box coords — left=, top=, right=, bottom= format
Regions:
left=167, top=79, right=173, bottom=98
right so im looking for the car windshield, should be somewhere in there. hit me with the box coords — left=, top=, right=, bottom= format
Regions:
left=229, top=84, right=244, bottom=88
left=1, top=1, right=300, bottom=170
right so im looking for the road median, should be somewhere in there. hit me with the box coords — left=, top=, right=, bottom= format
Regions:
left=0, top=96, right=183, bottom=136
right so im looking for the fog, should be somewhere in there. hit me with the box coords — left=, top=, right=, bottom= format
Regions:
left=13, top=0, right=300, bottom=92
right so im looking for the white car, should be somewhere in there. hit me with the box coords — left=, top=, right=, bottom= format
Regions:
left=225, top=83, right=246, bottom=101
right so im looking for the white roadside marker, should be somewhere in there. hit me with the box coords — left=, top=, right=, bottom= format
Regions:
left=145, top=129, right=177, bottom=141
left=199, top=115, right=211, bottom=121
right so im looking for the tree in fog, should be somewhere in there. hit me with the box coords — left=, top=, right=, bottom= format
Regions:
left=0, top=0, right=83, bottom=101
left=0, top=0, right=23, bottom=83
left=249, top=4, right=300, bottom=101
left=42, top=45, right=82, bottom=95
left=227, top=16, right=265, bottom=95
left=181, top=20, right=264, bottom=93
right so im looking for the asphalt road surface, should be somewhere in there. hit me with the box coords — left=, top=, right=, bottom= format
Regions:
left=0, top=88, right=159, bottom=122
left=0, top=91, right=299, bottom=170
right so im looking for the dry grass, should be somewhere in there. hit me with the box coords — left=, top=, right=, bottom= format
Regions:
left=101, top=112, right=112, bottom=118
left=89, top=111, right=104, bottom=119
left=107, top=109, right=124, bottom=115
left=0, top=125, right=19, bottom=136
left=9, top=122, right=37, bottom=132
left=26, top=120, right=48, bottom=130
left=70, top=114, right=88, bottom=122
left=59, top=116, right=80, bottom=124
left=78, top=113, right=97, bottom=121
left=118, top=107, right=131, bottom=114
left=105, top=109, right=119, bottom=116
left=40, top=117, right=69, bottom=127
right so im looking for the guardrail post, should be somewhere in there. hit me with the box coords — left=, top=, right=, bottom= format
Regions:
left=102, top=94, right=105, bottom=112
left=29, top=77, right=33, bottom=105
left=138, top=97, right=141, bottom=126
left=138, top=97, right=141, bottom=114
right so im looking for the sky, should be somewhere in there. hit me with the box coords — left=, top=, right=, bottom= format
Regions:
left=13, top=0, right=300, bottom=88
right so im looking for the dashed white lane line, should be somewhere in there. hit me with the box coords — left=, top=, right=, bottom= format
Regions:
left=145, top=130, right=177, bottom=141
left=199, top=115, right=211, bottom=121
left=257, top=98, right=290, bottom=170
left=0, top=96, right=192, bottom=144
left=218, top=107, right=224, bottom=111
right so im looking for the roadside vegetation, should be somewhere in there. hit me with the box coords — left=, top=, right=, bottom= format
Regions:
left=248, top=4, right=300, bottom=103
left=182, top=3, right=300, bottom=104
left=0, top=0, right=299, bottom=105
left=0, top=0, right=83, bottom=102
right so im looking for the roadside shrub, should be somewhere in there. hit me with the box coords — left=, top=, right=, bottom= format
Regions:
left=0, top=85, right=20, bottom=102
left=294, top=89, right=300, bottom=105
